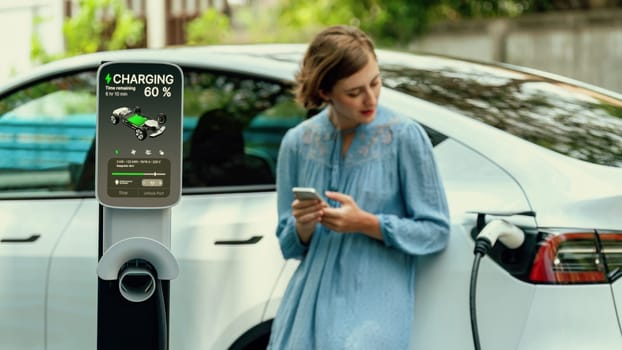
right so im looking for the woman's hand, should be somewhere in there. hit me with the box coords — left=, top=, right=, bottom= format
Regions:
left=321, top=191, right=383, bottom=241
left=292, top=198, right=326, bottom=244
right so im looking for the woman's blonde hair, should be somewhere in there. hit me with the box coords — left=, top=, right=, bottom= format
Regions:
left=295, top=25, right=377, bottom=110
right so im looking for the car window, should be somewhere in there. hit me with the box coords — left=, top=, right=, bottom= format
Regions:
left=381, top=61, right=622, bottom=168
left=182, top=70, right=305, bottom=189
left=0, top=72, right=97, bottom=197
left=0, top=69, right=306, bottom=197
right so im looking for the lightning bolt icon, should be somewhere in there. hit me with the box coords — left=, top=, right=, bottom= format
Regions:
left=105, top=73, right=111, bottom=84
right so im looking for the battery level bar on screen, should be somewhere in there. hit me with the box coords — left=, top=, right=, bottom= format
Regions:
left=111, top=172, right=167, bottom=176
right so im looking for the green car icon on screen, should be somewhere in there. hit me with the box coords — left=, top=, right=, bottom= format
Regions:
left=110, top=106, right=167, bottom=141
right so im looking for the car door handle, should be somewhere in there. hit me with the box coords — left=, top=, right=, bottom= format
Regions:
left=1, top=234, right=41, bottom=243
left=214, top=235, right=263, bottom=245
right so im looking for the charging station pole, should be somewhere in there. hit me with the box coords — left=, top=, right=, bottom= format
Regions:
left=95, top=61, right=183, bottom=350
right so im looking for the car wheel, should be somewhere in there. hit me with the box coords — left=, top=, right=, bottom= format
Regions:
left=110, top=115, right=119, bottom=124
left=156, top=113, right=167, bottom=124
left=135, top=128, right=146, bottom=141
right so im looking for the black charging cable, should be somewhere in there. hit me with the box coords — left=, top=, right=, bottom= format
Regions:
left=470, top=239, right=492, bottom=350
left=157, top=279, right=168, bottom=350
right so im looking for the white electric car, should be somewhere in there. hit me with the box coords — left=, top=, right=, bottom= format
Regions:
left=0, top=44, right=621, bottom=349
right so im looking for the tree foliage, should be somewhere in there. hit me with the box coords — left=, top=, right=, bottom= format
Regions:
left=275, top=0, right=435, bottom=46
left=186, top=8, right=232, bottom=45
left=31, top=0, right=144, bottom=63
left=272, top=0, right=622, bottom=46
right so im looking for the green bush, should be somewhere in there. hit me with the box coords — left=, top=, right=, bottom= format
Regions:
left=31, top=0, right=143, bottom=63
left=186, top=9, right=231, bottom=45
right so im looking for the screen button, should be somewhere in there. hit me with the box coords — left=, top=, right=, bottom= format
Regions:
left=142, top=179, right=164, bottom=187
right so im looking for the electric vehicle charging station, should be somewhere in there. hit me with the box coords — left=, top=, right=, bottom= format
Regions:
left=95, top=61, right=183, bottom=350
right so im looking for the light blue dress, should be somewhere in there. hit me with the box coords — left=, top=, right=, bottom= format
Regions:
left=268, top=105, right=450, bottom=349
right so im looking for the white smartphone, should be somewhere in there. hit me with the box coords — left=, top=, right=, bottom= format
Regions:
left=292, top=187, right=324, bottom=201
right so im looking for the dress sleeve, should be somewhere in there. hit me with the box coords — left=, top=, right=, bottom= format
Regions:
left=275, top=129, right=309, bottom=260
left=378, top=122, right=451, bottom=256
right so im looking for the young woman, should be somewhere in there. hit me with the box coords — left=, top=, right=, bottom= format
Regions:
left=268, top=25, right=451, bottom=349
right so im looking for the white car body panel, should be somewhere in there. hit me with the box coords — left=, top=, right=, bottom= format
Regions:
left=263, top=260, right=299, bottom=322
left=434, top=139, right=531, bottom=217
left=46, top=200, right=97, bottom=350
left=517, top=285, right=622, bottom=349
left=411, top=222, right=536, bottom=350
left=169, top=193, right=283, bottom=349
left=0, top=199, right=81, bottom=349
left=612, top=279, right=622, bottom=334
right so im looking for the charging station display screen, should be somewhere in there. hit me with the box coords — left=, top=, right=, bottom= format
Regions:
left=96, top=62, right=183, bottom=208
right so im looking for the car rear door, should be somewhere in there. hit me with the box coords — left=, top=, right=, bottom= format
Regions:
left=167, top=69, right=304, bottom=349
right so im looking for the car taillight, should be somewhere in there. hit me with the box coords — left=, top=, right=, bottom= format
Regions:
left=529, top=231, right=622, bottom=284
